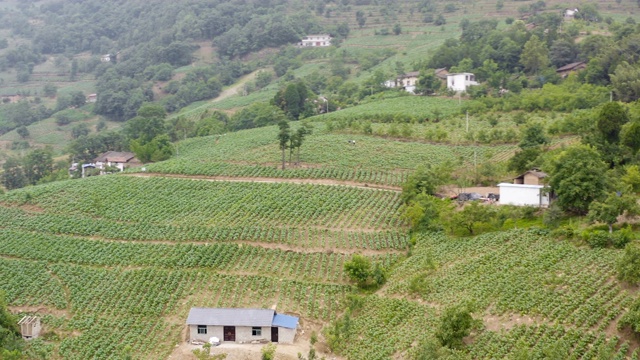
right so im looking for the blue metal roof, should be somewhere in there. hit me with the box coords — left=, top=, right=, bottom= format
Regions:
left=272, top=314, right=298, bottom=329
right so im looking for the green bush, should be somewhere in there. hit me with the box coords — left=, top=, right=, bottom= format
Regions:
left=550, top=225, right=576, bottom=240
left=583, top=230, right=610, bottom=248
left=612, top=227, right=634, bottom=249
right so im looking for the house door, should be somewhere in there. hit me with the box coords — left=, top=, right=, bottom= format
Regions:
left=271, top=327, right=279, bottom=342
left=223, top=326, right=236, bottom=342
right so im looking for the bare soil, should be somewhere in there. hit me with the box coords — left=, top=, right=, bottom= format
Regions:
left=483, top=313, right=540, bottom=332
left=8, top=306, right=69, bottom=318
left=439, top=185, right=499, bottom=197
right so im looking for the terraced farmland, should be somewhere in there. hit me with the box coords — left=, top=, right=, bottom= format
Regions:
left=0, top=175, right=407, bottom=359
left=337, top=230, right=638, bottom=359
left=145, top=123, right=519, bottom=186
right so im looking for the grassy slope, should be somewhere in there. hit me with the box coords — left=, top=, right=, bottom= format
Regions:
left=144, top=122, right=519, bottom=186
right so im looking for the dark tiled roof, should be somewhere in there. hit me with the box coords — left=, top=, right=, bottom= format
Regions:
left=95, top=151, right=136, bottom=163
left=556, top=61, right=586, bottom=72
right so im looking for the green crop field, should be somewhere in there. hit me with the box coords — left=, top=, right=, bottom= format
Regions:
left=0, top=174, right=403, bottom=359
left=145, top=122, right=519, bottom=186
left=336, top=230, right=636, bottom=359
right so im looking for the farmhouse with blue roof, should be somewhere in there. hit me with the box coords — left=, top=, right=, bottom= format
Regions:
left=186, top=308, right=299, bottom=344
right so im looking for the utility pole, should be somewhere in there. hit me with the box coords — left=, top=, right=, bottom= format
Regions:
left=466, top=111, right=469, bottom=133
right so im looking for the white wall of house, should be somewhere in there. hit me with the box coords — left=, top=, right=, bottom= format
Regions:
left=300, top=35, right=331, bottom=47
left=447, top=73, right=478, bottom=92
left=277, top=327, right=296, bottom=344
left=498, top=183, right=549, bottom=207
left=189, top=325, right=296, bottom=344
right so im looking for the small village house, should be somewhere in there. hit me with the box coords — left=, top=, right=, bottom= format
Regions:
left=384, top=71, right=420, bottom=93
left=498, top=170, right=550, bottom=207
left=385, top=69, right=447, bottom=94
left=86, top=94, right=97, bottom=103
left=434, top=68, right=449, bottom=80
left=18, top=316, right=41, bottom=340
left=186, top=308, right=298, bottom=344
left=299, top=34, right=331, bottom=47
left=564, top=8, right=578, bottom=20
left=446, top=73, right=478, bottom=92
left=556, top=61, right=587, bottom=78
left=94, top=151, right=140, bottom=172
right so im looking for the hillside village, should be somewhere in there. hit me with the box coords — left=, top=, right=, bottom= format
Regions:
left=2, top=0, right=640, bottom=359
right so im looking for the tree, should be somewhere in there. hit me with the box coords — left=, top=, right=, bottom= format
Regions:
left=519, top=123, right=549, bottom=149
left=617, top=242, right=640, bottom=284
left=343, top=254, right=372, bottom=287
left=124, top=103, right=167, bottom=143
left=621, top=121, right=640, bottom=155
left=71, top=123, right=90, bottom=139
left=277, top=120, right=290, bottom=170
left=588, top=190, right=638, bottom=233
left=435, top=305, right=475, bottom=349
left=549, top=39, right=577, bottom=68
left=291, top=123, right=313, bottom=165
left=0, top=291, right=23, bottom=358
left=611, top=61, right=640, bottom=102
left=402, top=193, right=450, bottom=231
left=417, top=70, right=441, bottom=94
left=401, top=164, right=452, bottom=204
left=434, top=14, right=446, bottom=26
left=393, top=24, right=402, bottom=35
left=16, top=126, right=29, bottom=139
left=1, top=157, right=27, bottom=190
left=23, top=148, right=53, bottom=185
left=43, top=83, right=57, bottom=98
left=508, top=147, right=542, bottom=174
left=130, top=134, right=174, bottom=163
left=520, top=35, right=549, bottom=74
left=69, top=91, right=86, bottom=108
left=273, top=82, right=311, bottom=120
left=450, top=201, right=495, bottom=236
left=70, top=58, right=78, bottom=80
left=545, top=145, right=609, bottom=214
left=596, top=102, right=629, bottom=144
left=356, top=10, right=366, bottom=28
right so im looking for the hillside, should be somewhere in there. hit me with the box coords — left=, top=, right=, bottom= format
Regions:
left=0, top=124, right=639, bottom=359
left=0, top=0, right=639, bottom=162
left=3, top=1, right=640, bottom=359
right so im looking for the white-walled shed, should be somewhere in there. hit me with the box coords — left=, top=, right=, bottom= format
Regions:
left=498, top=183, right=549, bottom=207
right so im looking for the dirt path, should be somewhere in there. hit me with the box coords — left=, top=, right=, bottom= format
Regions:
left=126, top=172, right=402, bottom=192
left=211, top=70, right=260, bottom=103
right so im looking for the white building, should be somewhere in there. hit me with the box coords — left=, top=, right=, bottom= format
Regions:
left=299, top=34, right=332, bottom=47
left=384, top=71, right=420, bottom=93
left=186, top=308, right=299, bottom=344
left=498, top=170, right=550, bottom=207
left=94, top=151, right=140, bottom=172
left=564, top=8, right=578, bottom=19
left=446, top=73, right=478, bottom=92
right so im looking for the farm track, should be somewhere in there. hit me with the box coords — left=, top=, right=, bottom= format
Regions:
left=124, top=172, right=403, bottom=191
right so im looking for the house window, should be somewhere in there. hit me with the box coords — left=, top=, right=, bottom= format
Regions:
left=197, top=325, right=207, bottom=334
left=252, top=327, right=262, bottom=336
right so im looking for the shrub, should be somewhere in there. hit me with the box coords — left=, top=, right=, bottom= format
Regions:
left=612, top=226, right=634, bottom=249
left=583, top=230, right=610, bottom=248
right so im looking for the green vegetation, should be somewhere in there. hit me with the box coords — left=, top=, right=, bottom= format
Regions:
left=2, top=1, right=640, bottom=359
